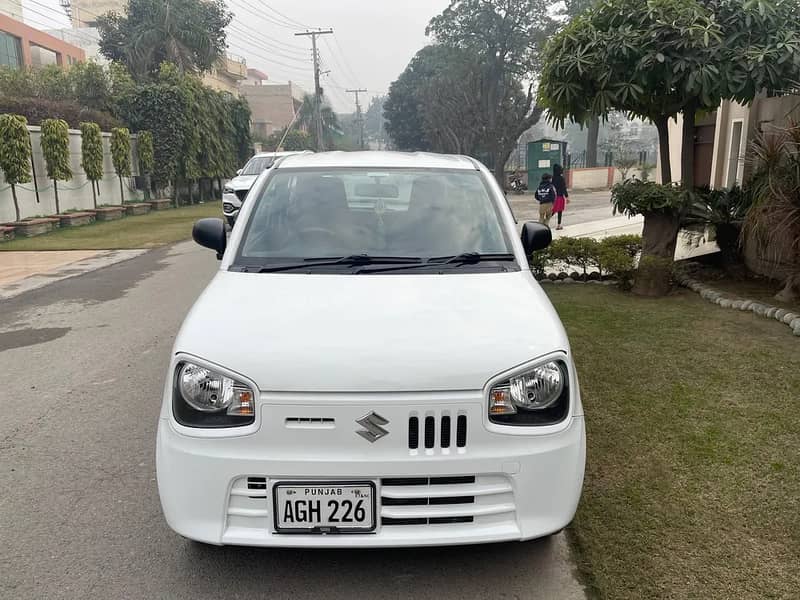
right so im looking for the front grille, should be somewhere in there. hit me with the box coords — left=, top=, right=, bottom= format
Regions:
left=379, top=475, right=515, bottom=527
left=408, top=412, right=467, bottom=451
left=235, top=190, right=248, bottom=202
left=223, top=202, right=235, bottom=213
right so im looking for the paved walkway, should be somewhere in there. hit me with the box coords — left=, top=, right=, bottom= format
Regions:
left=0, top=249, right=147, bottom=300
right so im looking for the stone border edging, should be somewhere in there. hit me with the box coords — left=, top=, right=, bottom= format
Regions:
left=677, top=274, right=800, bottom=337
left=537, top=276, right=618, bottom=286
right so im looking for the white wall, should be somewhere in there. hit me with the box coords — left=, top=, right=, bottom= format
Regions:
left=0, top=126, right=141, bottom=223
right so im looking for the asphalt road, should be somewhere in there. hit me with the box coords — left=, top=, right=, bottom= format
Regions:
left=0, top=241, right=586, bottom=600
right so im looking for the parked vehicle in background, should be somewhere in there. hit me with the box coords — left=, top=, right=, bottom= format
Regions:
left=160, top=151, right=585, bottom=548
left=222, top=152, right=306, bottom=226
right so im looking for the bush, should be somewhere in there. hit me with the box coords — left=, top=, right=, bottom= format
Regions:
left=80, top=122, right=104, bottom=209
left=549, top=237, right=600, bottom=275
left=0, top=114, right=33, bottom=222
left=530, top=234, right=643, bottom=284
left=40, top=118, right=72, bottom=214
left=0, top=96, right=120, bottom=131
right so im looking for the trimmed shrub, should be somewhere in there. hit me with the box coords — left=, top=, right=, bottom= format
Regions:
left=80, top=122, right=104, bottom=209
left=40, top=118, right=72, bottom=215
left=0, top=114, right=33, bottom=222
left=137, top=130, right=154, bottom=201
left=111, top=127, right=132, bottom=203
left=549, top=237, right=600, bottom=275
left=0, top=96, right=120, bottom=131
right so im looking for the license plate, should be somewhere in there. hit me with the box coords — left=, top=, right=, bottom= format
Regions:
left=273, top=482, right=376, bottom=533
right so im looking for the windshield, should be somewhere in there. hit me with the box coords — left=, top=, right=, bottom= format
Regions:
left=235, top=168, right=513, bottom=268
left=241, top=156, right=276, bottom=176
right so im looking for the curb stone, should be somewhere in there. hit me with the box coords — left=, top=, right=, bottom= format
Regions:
left=677, top=278, right=799, bottom=336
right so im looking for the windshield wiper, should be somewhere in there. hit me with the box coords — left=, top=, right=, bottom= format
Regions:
left=356, top=253, right=516, bottom=274
left=427, top=252, right=517, bottom=265
left=256, top=254, right=422, bottom=273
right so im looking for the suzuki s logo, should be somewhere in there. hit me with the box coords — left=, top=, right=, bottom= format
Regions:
left=355, top=412, right=390, bottom=443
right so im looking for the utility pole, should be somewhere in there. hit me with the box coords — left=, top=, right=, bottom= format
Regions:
left=346, top=88, right=368, bottom=149
left=295, top=28, right=334, bottom=151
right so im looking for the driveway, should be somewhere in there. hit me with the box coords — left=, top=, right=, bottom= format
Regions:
left=0, top=242, right=586, bottom=599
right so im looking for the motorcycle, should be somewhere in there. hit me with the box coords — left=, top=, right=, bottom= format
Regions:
left=508, top=175, right=528, bottom=194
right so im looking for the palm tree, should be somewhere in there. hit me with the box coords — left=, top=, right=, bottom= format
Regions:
left=296, top=94, right=341, bottom=151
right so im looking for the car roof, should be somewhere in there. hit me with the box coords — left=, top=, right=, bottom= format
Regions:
left=251, top=151, right=306, bottom=160
left=276, top=151, right=480, bottom=171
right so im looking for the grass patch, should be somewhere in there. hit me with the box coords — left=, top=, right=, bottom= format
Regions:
left=0, top=202, right=222, bottom=251
left=546, top=285, right=800, bottom=599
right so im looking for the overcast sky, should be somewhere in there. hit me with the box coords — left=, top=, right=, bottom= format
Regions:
left=24, top=0, right=452, bottom=112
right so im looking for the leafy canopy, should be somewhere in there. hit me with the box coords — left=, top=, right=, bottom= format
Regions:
left=0, top=114, right=32, bottom=186
left=98, top=0, right=231, bottom=81
left=79, top=122, right=104, bottom=182
left=540, top=0, right=800, bottom=126
left=111, top=127, right=132, bottom=177
left=40, top=119, right=72, bottom=182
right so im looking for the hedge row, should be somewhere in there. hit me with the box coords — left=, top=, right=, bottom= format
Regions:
left=0, top=96, right=121, bottom=131
left=531, top=234, right=643, bottom=285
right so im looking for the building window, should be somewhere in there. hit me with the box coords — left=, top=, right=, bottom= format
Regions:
left=726, top=121, right=744, bottom=188
left=0, top=31, right=22, bottom=69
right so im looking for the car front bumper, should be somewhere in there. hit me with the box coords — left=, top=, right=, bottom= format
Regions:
left=222, top=192, right=241, bottom=219
left=156, top=396, right=585, bottom=548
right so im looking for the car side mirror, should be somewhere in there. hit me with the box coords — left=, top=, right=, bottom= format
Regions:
left=193, top=218, right=227, bottom=260
left=236, top=169, right=243, bottom=176
left=521, top=222, right=552, bottom=254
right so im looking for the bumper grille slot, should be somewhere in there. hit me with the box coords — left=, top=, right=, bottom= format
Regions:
left=408, top=416, right=419, bottom=449
left=409, top=413, right=467, bottom=451
left=223, top=202, right=235, bottom=213
left=380, top=476, right=510, bottom=527
left=235, top=190, right=248, bottom=202
left=424, top=416, right=435, bottom=449
left=456, top=415, right=467, bottom=448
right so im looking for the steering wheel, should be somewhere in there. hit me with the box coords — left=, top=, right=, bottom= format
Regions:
left=296, top=227, right=343, bottom=244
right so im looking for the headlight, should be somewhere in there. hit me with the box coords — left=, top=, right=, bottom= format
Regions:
left=173, top=361, right=256, bottom=428
left=488, top=360, right=569, bottom=426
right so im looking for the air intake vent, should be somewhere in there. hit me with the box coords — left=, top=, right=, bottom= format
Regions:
left=408, top=413, right=467, bottom=451
left=247, top=477, right=267, bottom=498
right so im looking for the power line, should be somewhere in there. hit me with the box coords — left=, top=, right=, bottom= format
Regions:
left=346, top=88, right=368, bottom=149
left=227, top=0, right=305, bottom=31
left=226, top=24, right=312, bottom=66
left=263, top=3, right=311, bottom=29
left=331, top=35, right=362, bottom=87
left=226, top=21, right=309, bottom=59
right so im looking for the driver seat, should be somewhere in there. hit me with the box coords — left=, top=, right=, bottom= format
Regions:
left=291, top=176, right=350, bottom=232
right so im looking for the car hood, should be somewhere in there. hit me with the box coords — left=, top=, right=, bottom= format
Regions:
left=175, top=271, right=569, bottom=392
left=225, top=175, right=259, bottom=191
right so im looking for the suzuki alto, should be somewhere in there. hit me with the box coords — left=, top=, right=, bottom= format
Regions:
left=157, top=151, right=585, bottom=547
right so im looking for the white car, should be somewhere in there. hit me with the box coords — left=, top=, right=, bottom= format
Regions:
left=158, top=151, right=585, bottom=548
left=222, top=151, right=305, bottom=226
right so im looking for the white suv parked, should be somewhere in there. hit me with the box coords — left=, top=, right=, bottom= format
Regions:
left=222, top=151, right=305, bottom=225
left=158, top=151, right=585, bottom=547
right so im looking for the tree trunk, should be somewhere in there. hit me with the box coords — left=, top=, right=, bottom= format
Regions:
left=53, top=180, right=60, bottom=215
left=586, top=116, right=600, bottom=168
left=118, top=175, right=124, bottom=205
left=91, top=181, right=97, bottom=209
left=654, top=115, right=672, bottom=184
left=633, top=211, right=681, bottom=297
left=681, top=102, right=697, bottom=189
left=143, top=173, right=151, bottom=202
left=11, top=184, right=20, bottom=222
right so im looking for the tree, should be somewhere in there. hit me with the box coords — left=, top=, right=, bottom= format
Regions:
left=40, top=119, right=72, bottom=215
left=384, top=50, right=434, bottom=152
left=541, top=0, right=800, bottom=188
left=137, top=130, right=154, bottom=201
left=111, top=127, right=132, bottom=204
left=296, top=94, right=340, bottom=151
left=0, top=114, right=32, bottom=222
left=262, top=129, right=314, bottom=152
left=80, top=122, right=104, bottom=209
left=69, top=62, right=111, bottom=112
left=363, top=95, right=387, bottom=146
left=426, top=0, right=554, bottom=183
left=97, top=0, right=231, bottom=81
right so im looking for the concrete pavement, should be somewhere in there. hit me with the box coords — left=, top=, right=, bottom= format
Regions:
left=0, top=241, right=587, bottom=600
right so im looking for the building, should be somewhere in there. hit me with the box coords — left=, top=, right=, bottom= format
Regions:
left=240, top=81, right=306, bottom=139
left=64, top=0, right=119, bottom=27
left=203, top=54, right=247, bottom=96
left=0, top=13, right=85, bottom=69
left=0, top=0, right=22, bottom=21
left=45, top=26, right=103, bottom=64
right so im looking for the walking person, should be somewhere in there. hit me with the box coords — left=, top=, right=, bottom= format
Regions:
left=552, top=164, right=570, bottom=230
left=534, top=173, right=557, bottom=226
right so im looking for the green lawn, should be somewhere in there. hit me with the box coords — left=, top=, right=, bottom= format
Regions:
left=547, top=285, right=800, bottom=599
left=0, top=202, right=223, bottom=251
